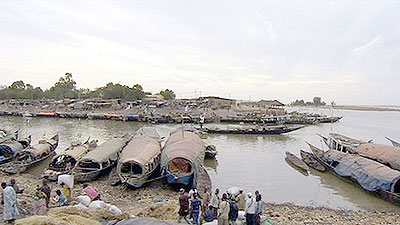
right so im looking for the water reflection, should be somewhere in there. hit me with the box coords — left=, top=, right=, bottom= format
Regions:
left=204, top=157, right=218, bottom=172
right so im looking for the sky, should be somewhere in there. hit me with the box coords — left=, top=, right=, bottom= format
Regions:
left=0, top=0, right=399, bottom=105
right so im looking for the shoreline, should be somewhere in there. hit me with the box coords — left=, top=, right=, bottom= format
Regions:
left=1, top=172, right=400, bottom=224
left=289, top=105, right=400, bottom=112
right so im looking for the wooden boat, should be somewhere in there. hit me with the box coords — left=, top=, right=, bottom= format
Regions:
left=73, top=136, right=130, bottom=182
left=36, top=112, right=57, bottom=117
left=318, top=133, right=367, bottom=153
left=316, top=116, right=342, bottom=123
left=386, top=137, right=400, bottom=148
left=161, top=130, right=205, bottom=187
left=117, top=127, right=162, bottom=188
left=199, top=125, right=303, bottom=135
left=1, top=135, right=59, bottom=174
left=306, top=142, right=400, bottom=206
left=285, top=151, right=309, bottom=172
left=43, top=138, right=97, bottom=181
left=0, top=130, right=18, bottom=144
left=202, top=139, right=217, bottom=158
left=300, top=150, right=326, bottom=172
left=0, top=135, right=31, bottom=164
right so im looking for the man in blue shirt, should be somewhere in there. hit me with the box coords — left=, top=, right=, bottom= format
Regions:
left=191, top=193, right=202, bottom=225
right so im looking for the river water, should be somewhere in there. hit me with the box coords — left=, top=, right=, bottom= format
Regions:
left=1, top=107, right=400, bottom=212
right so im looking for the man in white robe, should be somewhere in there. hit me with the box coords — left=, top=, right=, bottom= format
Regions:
left=2, top=182, right=19, bottom=223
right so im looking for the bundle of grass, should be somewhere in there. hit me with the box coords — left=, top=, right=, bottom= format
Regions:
left=15, top=206, right=129, bottom=225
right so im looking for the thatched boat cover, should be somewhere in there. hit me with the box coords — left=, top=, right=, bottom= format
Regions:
left=355, top=143, right=400, bottom=171
left=24, top=143, right=51, bottom=158
left=119, top=137, right=161, bottom=167
left=162, top=131, right=205, bottom=165
left=322, top=150, right=400, bottom=192
left=82, top=138, right=127, bottom=163
left=56, top=145, right=90, bottom=161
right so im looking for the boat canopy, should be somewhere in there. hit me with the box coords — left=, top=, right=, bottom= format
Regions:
left=0, top=142, right=24, bottom=156
left=354, top=143, right=400, bottom=171
left=119, top=137, right=160, bottom=167
left=162, top=131, right=205, bottom=165
left=52, top=145, right=91, bottom=163
left=81, top=138, right=127, bottom=163
left=322, top=150, right=400, bottom=193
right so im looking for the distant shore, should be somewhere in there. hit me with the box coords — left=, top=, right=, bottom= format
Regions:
left=289, top=105, right=400, bottom=112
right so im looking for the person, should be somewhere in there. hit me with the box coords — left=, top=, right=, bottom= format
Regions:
left=255, top=190, right=260, bottom=199
left=33, top=190, right=47, bottom=215
left=217, top=193, right=230, bottom=225
left=202, top=187, right=211, bottom=211
left=178, top=188, right=190, bottom=224
left=40, top=180, right=51, bottom=208
left=60, top=182, right=71, bottom=199
left=204, top=205, right=215, bottom=222
left=10, top=179, right=23, bottom=194
left=236, top=189, right=246, bottom=210
left=56, top=190, right=68, bottom=206
left=210, top=188, right=220, bottom=218
left=228, top=196, right=238, bottom=224
left=2, top=182, right=19, bottom=223
left=191, top=193, right=202, bottom=225
left=255, top=194, right=263, bottom=225
left=200, top=113, right=205, bottom=129
left=83, top=183, right=100, bottom=200
left=245, top=193, right=256, bottom=225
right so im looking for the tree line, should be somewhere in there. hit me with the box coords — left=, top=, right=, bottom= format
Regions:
left=0, top=73, right=176, bottom=100
left=290, top=97, right=327, bottom=106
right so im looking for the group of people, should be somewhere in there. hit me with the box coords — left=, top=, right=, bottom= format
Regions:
left=1, top=178, right=101, bottom=223
left=178, top=187, right=263, bottom=225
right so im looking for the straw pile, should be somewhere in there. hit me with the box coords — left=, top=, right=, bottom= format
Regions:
left=15, top=206, right=129, bottom=225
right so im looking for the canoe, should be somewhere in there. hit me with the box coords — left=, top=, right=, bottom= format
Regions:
left=161, top=130, right=205, bottom=187
left=1, top=134, right=59, bottom=174
left=117, top=127, right=162, bottom=188
left=0, top=135, right=31, bottom=164
left=300, top=150, right=326, bottom=172
left=43, top=138, right=97, bottom=181
left=285, top=151, right=309, bottom=172
left=386, top=137, right=400, bottom=148
left=199, top=125, right=303, bottom=135
left=73, top=136, right=130, bottom=182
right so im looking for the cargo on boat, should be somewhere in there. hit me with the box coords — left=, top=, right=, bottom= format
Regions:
left=117, top=127, right=162, bottom=188
left=0, top=129, right=19, bottom=144
left=1, top=134, right=59, bottom=174
left=161, top=130, right=205, bottom=187
left=0, top=135, right=31, bottom=164
left=43, top=138, right=97, bottom=181
left=198, top=124, right=303, bottom=135
left=73, top=136, right=130, bottom=182
left=307, top=142, right=400, bottom=205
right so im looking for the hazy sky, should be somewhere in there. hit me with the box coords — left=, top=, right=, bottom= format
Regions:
left=1, top=0, right=399, bottom=105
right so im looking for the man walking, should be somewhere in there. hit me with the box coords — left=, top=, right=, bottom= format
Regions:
left=191, top=193, right=202, bottom=225
left=210, top=188, right=220, bottom=218
left=2, top=182, right=19, bottom=223
left=217, top=193, right=230, bottom=225
left=236, top=189, right=246, bottom=210
left=178, top=188, right=190, bottom=224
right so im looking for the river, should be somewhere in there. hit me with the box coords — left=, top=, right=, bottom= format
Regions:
left=1, top=107, right=400, bottom=212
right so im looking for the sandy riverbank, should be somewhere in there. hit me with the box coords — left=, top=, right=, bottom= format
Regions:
left=1, top=172, right=400, bottom=224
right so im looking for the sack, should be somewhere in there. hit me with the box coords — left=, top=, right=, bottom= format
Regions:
left=58, top=174, right=74, bottom=189
left=227, top=187, right=240, bottom=197
left=75, top=203, right=88, bottom=210
left=238, top=211, right=246, bottom=220
left=76, top=195, right=91, bottom=207
left=89, top=200, right=107, bottom=210
left=109, top=205, right=122, bottom=215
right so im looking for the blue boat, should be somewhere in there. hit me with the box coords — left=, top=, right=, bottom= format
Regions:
left=0, top=136, right=31, bottom=164
left=161, top=130, right=205, bottom=187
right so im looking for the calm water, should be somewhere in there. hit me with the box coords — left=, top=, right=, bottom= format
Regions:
left=1, top=107, right=400, bottom=212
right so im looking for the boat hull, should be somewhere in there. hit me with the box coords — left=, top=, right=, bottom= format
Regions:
left=74, top=163, right=115, bottom=182
left=165, top=171, right=193, bottom=186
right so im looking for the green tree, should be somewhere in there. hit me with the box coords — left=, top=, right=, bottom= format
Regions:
left=47, top=73, right=77, bottom=99
left=9, top=80, right=26, bottom=90
left=159, top=89, right=176, bottom=100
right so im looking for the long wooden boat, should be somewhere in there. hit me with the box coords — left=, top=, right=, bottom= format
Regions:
left=0, top=135, right=31, bottom=164
left=318, top=133, right=366, bottom=153
left=285, top=151, right=309, bottom=172
left=307, top=142, right=400, bottom=205
left=161, top=130, right=205, bottom=187
left=316, top=116, right=342, bottom=123
left=1, top=135, right=59, bottom=174
left=43, top=138, right=97, bottom=181
left=199, top=125, right=303, bottom=135
left=73, top=136, right=130, bottom=182
left=117, top=127, right=161, bottom=188
left=386, top=137, right=400, bottom=148
left=300, top=150, right=326, bottom=172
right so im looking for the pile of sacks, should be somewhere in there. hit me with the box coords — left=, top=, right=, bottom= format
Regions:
left=75, top=195, right=123, bottom=215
